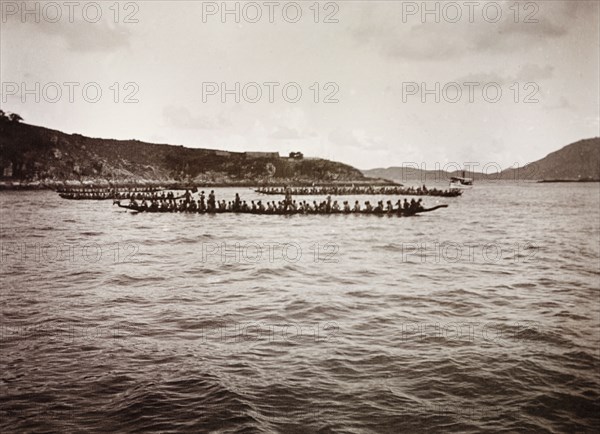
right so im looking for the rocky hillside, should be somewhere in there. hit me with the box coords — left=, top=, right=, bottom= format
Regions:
left=499, top=138, right=600, bottom=181
left=363, top=138, right=600, bottom=182
left=0, top=120, right=380, bottom=188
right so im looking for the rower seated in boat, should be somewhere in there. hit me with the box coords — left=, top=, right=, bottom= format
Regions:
left=386, top=200, right=394, bottom=213
left=409, top=199, right=417, bottom=212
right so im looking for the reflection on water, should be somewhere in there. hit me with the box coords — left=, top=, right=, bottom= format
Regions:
left=1, top=182, right=599, bottom=433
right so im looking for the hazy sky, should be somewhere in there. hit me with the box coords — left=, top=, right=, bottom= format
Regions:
left=1, top=0, right=599, bottom=170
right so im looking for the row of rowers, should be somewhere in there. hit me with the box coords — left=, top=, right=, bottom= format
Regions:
left=127, top=192, right=427, bottom=213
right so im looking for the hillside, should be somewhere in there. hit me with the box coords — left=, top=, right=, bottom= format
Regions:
left=0, top=120, right=382, bottom=188
left=363, top=138, right=600, bottom=182
left=499, top=138, right=600, bottom=181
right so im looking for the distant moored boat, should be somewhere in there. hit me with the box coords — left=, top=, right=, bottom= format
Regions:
left=449, top=171, right=473, bottom=189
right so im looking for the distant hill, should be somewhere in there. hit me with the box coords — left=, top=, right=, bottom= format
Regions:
left=363, top=167, right=470, bottom=183
left=363, top=138, right=600, bottom=182
left=499, top=138, right=600, bottom=181
left=0, top=120, right=387, bottom=188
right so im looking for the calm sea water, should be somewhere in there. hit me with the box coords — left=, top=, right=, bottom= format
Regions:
left=1, top=182, right=599, bottom=433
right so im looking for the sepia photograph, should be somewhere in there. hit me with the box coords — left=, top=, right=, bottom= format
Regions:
left=1, top=1, right=599, bottom=432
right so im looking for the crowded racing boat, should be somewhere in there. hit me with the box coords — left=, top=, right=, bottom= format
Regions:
left=58, top=188, right=189, bottom=201
left=113, top=190, right=449, bottom=217
left=255, top=185, right=462, bottom=197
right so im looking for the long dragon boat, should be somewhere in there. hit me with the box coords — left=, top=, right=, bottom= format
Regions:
left=255, top=187, right=462, bottom=197
left=113, top=201, right=448, bottom=217
left=59, top=192, right=189, bottom=201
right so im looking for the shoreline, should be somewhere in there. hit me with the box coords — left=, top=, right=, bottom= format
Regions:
left=0, top=179, right=400, bottom=191
left=537, top=179, right=600, bottom=183
left=3, top=179, right=600, bottom=191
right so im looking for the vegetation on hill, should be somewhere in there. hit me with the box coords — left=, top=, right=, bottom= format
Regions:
left=0, top=119, right=381, bottom=188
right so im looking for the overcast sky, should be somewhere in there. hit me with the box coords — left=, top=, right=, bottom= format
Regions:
left=1, top=0, right=599, bottom=170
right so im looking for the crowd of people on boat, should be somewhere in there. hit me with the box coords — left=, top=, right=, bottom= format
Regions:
left=58, top=186, right=160, bottom=193
left=60, top=189, right=183, bottom=200
left=59, top=184, right=461, bottom=201
left=116, top=190, right=433, bottom=215
left=256, top=185, right=462, bottom=197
